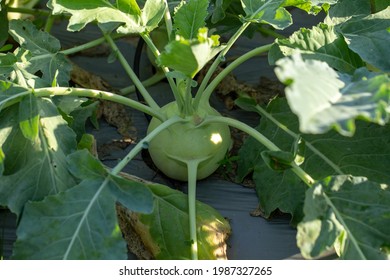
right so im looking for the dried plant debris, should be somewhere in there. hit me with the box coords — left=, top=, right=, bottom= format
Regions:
left=71, top=63, right=137, bottom=137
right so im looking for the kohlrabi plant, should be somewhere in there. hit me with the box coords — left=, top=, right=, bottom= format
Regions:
left=0, top=0, right=389, bottom=260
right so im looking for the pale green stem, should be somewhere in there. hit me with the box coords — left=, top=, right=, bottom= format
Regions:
left=44, top=14, right=55, bottom=33
left=103, top=33, right=160, bottom=110
left=203, top=115, right=315, bottom=186
left=30, top=34, right=125, bottom=62
left=110, top=116, right=183, bottom=175
left=33, top=87, right=164, bottom=121
left=162, top=0, right=173, bottom=39
left=119, top=71, right=166, bottom=95
left=141, top=33, right=184, bottom=112
left=195, top=22, right=251, bottom=101
left=186, top=159, right=201, bottom=260
left=6, top=7, right=51, bottom=16
left=253, top=104, right=345, bottom=175
left=195, top=43, right=273, bottom=109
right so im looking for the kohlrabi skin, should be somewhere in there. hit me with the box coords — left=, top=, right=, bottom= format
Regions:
left=147, top=101, right=232, bottom=181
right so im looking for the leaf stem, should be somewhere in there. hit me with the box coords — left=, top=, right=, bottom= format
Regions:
left=194, top=21, right=251, bottom=102
left=141, top=33, right=184, bottom=111
left=186, top=159, right=201, bottom=260
left=33, top=87, right=164, bottom=121
left=203, top=115, right=315, bottom=186
left=103, top=33, right=160, bottom=111
left=6, top=7, right=51, bottom=17
left=162, top=0, right=173, bottom=39
left=29, top=34, right=125, bottom=62
left=195, top=43, right=273, bottom=109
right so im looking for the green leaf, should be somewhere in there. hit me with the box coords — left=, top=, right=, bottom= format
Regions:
left=67, top=149, right=107, bottom=179
left=328, top=0, right=371, bottom=24
left=127, top=183, right=231, bottom=259
left=0, top=81, right=27, bottom=112
left=237, top=97, right=390, bottom=225
left=139, top=0, right=167, bottom=33
left=336, top=7, right=390, bottom=72
left=269, top=23, right=364, bottom=73
left=240, top=0, right=292, bottom=30
left=18, top=94, right=39, bottom=141
left=68, top=100, right=99, bottom=141
left=109, top=175, right=154, bottom=214
left=174, top=0, right=209, bottom=39
left=0, top=53, right=17, bottom=75
left=158, top=28, right=224, bottom=77
left=116, top=0, right=141, bottom=15
left=0, top=99, right=77, bottom=215
left=67, top=149, right=154, bottom=214
left=297, top=175, right=390, bottom=259
left=11, top=149, right=154, bottom=259
left=48, top=0, right=140, bottom=32
left=9, top=20, right=72, bottom=86
left=282, top=0, right=337, bottom=15
left=274, top=54, right=390, bottom=136
left=12, top=179, right=127, bottom=259
left=48, top=0, right=165, bottom=34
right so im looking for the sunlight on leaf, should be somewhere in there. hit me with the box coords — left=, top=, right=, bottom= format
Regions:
left=117, top=183, right=231, bottom=260
left=275, top=54, right=390, bottom=136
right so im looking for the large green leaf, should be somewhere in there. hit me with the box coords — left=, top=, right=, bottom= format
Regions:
left=47, top=0, right=165, bottom=34
left=274, top=54, right=390, bottom=136
left=12, top=179, right=127, bottom=259
left=336, top=7, right=390, bottom=72
left=12, top=149, right=153, bottom=259
left=158, top=28, right=224, bottom=77
left=0, top=98, right=77, bottom=215
left=297, top=175, right=390, bottom=259
left=237, top=97, right=390, bottom=225
left=174, top=0, right=209, bottom=39
left=127, top=183, right=231, bottom=259
left=240, top=0, right=292, bottom=29
left=269, top=23, right=364, bottom=73
left=9, top=20, right=72, bottom=86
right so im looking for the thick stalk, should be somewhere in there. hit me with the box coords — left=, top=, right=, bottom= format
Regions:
left=195, top=43, right=273, bottom=109
left=103, top=33, right=160, bottom=110
left=203, top=115, right=315, bottom=186
left=186, top=159, right=202, bottom=260
left=33, top=87, right=164, bottom=121
left=195, top=22, right=251, bottom=100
